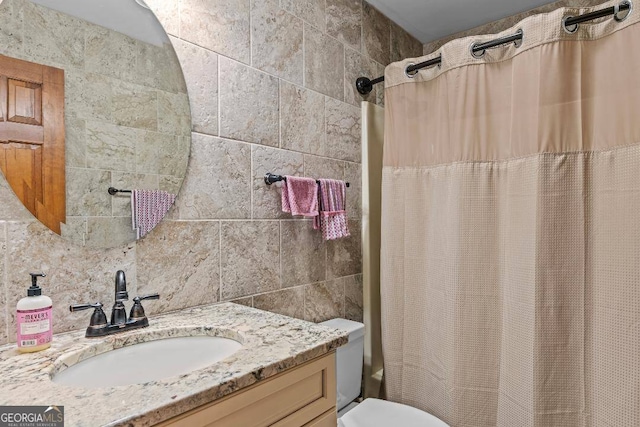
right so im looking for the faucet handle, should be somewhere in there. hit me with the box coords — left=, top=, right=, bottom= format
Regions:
left=129, top=294, right=160, bottom=320
left=70, top=302, right=103, bottom=312
left=133, top=293, right=160, bottom=302
left=70, top=302, right=108, bottom=329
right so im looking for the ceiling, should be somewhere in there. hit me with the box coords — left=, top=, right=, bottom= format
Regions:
left=30, top=0, right=168, bottom=46
left=367, top=0, right=557, bottom=43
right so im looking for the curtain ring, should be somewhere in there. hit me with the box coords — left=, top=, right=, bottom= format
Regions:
left=513, top=29, right=524, bottom=48
left=614, top=0, right=632, bottom=22
left=405, top=63, right=418, bottom=78
left=470, top=43, right=485, bottom=59
left=562, top=15, right=579, bottom=33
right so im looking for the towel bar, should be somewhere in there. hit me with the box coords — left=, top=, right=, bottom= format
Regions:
left=264, top=173, right=350, bottom=187
left=108, top=187, right=132, bottom=195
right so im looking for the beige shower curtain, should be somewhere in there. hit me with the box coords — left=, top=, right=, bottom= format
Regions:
left=380, top=2, right=640, bottom=426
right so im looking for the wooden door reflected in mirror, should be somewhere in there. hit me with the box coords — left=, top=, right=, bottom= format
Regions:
left=0, top=55, right=65, bottom=234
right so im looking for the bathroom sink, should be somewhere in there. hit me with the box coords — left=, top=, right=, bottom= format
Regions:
left=52, top=336, right=242, bottom=388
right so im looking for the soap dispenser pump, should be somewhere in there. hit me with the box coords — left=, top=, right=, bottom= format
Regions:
left=16, top=273, right=53, bottom=353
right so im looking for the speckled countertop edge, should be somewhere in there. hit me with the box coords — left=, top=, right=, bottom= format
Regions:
left=0, top=303, right=348, bottom=427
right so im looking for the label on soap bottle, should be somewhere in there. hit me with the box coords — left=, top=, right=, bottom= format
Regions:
left=17, top=307, right=52, bottom=348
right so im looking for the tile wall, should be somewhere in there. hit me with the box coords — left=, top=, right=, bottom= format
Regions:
left=0, top=0, right=423, bottom=345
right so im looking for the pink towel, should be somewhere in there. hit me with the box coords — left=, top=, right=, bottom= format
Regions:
left=281, top=176, right=319, bottom=217
left=314, top=179, right=350, bottom=240
left=131, top=189, right=176, bottom=239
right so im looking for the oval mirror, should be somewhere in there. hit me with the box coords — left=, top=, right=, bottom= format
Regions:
left=0, top=0, right=191, bottom=248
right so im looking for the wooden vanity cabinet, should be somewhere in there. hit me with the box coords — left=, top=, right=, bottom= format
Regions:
left=157, top=352, right=337, bottom=427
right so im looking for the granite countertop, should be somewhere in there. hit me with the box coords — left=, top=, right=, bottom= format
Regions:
left=0, top=303, right=348, bottom=426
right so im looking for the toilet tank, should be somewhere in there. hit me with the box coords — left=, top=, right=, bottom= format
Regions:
left=320, top=318, right=365, bottom=411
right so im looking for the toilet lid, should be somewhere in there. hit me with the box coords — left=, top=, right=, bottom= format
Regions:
left=339, top=398, right=449, bottom=427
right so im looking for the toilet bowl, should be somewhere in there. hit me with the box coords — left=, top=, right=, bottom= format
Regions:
left=320, top=319, right=449, bottom=427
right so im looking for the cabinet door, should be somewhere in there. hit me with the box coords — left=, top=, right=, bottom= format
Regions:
left=159, top=353, right=336, bottom=427
left=0, top=54, right=65, bottom=234
left=302, top=409, right=337, bottom=427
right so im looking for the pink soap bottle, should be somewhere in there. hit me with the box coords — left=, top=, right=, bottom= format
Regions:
left=17, top=273, right=53, bottom=353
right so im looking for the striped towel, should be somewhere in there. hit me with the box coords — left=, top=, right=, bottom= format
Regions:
left=131, top=189, right=176, bottom=239
left=314, top=179, right=350, bottom=240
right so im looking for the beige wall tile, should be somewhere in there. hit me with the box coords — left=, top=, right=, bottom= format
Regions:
left=254, top=287, right=305, bottom=319
left=344, top=274, right=363, bottom=322
left=171, top=37, right=218, bottom=136
left=175, top=134, right=251, bottom=219
left=326, top=98, right=361, bottom=163
left=112, top=82, right=158, bottom=131
left=220, top=221, right=280, bottom=300
left=280, top=82, right=326, bottom=155
left=252, top=0, right=304, bottom=84
left=362, top=1, right=390, bottom=65
left=0, top=0, right=24, bottom=58
left=281, top=221, right=326, bottom=287
left=327, top=219, right=361, bottom=278
left=85, top=26, right=137, bottom=83
left=304, top=25, right=344, bottom=101
left=159, top=176, right=183, bottom=195
left=66, top=168, right=112, bottom=217
left=157, top=91, right=191, bottom=136
left=65, top=116, right=87, bottom=168
left=344, top=48, right=383, bottom=107
left=146, top=0, right=179, bottom=36
left=230, top=297, right=253, bottom=307
left=327, top=0, right=361, bottom=51
left=219, top=57, right=279, bottom=146
left=180, top=0, right=251, bottom=64
left=135, top=132, right=166, bottom=175
left=86, top=121, right=138, bottom=173
left=86, top=217, right=137, bottom=248
left=252, top=146, right=304, bottom=219
left=137, top=220, right=220, bottom=314
left=304, top=155, right=345, bottom=180
left=23, top=2, right=85, bottom=69
left=65, top=71, right=113, bottom=123
left=137, top=132, right=190, bottom=177
left=304, top=281, right=344, bottom=322
left=5, top=221, right=136, bottom=340
left=0, top=175, right=35, bottom=221
left=344, top=161, right=362, bottom=219
left=60, top=218, right=87, bottom=244
left=281, top=0, right=326, bottom=32
left=150, top=42, right=189, bottom=94
left=390, top=21, right=423, bottom=63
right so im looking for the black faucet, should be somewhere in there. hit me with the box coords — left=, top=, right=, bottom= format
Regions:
left=70, top=270, right=160, bottom=338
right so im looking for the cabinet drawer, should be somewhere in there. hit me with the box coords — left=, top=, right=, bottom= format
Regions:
left=158, top=352, right=336, bottom=427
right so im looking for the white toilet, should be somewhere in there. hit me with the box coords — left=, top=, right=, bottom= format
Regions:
left=320, top=318, right=449, bottom=427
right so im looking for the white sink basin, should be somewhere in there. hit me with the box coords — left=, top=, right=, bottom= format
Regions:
left=52, top=336, right=242, bottom=388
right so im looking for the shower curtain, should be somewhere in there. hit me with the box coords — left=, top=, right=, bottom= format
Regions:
left=380, top=2, right=640, bottom=426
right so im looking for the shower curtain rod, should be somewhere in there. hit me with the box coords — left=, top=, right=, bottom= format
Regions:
left=355, top=1, right=632, bottom=95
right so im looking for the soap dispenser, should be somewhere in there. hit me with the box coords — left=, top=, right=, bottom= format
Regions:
left=16, top=273, right=53, bottom=353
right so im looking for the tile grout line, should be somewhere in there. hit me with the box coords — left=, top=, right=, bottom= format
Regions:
left=218, top=220, right=222, bottom=303
left=250, top=146, right=254, bottom=220
left=278, top=221, right=283, bottom=290
left=217, top=52, right=221, bottom=138
left=302, top=21, right=306, bottom=88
